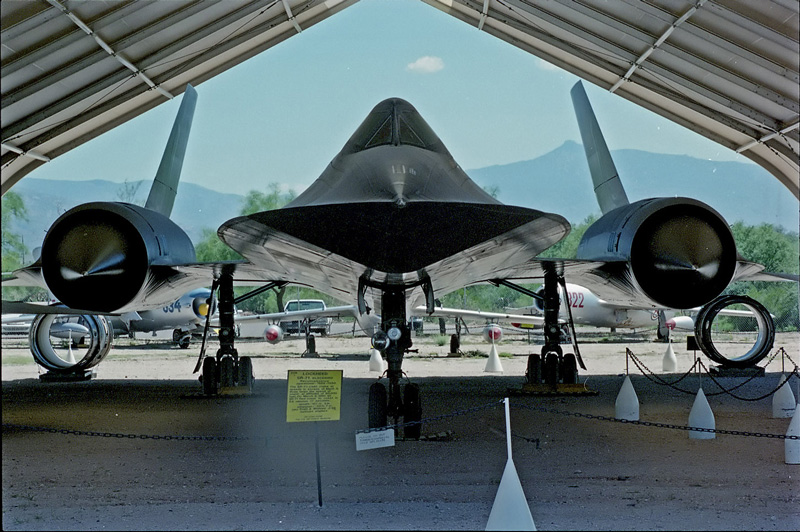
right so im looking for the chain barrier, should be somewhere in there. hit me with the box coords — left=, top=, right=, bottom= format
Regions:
left=626, top=348, right=700, bottom=389
left=1, top=423, right=252, bottom=442
left=2, top=400, right=508, bottom=444
left=697, top=357, right=799, bottom=402
left=5, top=389, right=795, bottom=443
left=626, top=347, right=799, bottom=400
left=5, top=351, right=798, bottom=443
left=509, top=402, right=798, bottom=440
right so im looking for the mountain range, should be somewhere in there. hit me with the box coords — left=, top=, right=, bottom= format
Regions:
left=6, top=142, right=798, bottom=261
left=469, top=141, right=797, bottom=231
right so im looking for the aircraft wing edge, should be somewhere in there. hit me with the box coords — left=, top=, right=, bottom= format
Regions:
left=229, top=305, right=360, bottom=324
left=415, top=305, right=545, bottom=326
left=1, top=301, right=118, bottom=316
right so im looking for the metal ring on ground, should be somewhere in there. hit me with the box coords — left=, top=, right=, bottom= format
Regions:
left=694, top=295, right=774, bottom=368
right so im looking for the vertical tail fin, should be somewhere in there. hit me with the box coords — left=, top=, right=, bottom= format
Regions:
left=570, top=81, right=629, bottom=214
left=144, top=84, right=198, bottom=218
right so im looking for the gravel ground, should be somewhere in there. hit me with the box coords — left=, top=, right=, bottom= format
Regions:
left=2, top=328, right=799, bottom=530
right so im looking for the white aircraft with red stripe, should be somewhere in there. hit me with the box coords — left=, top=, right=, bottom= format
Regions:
left=509, top=282, right=757, bottom=338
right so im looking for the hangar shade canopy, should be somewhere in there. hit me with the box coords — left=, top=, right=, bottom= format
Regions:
left=2, top=0, right=798, bottom=198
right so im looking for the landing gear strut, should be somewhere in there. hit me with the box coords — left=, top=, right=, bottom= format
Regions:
left=200, top=272, right=253, bottom=395
left=493, top=267, right=588, bottom=393
left=367, top=287, right=422, bottom=439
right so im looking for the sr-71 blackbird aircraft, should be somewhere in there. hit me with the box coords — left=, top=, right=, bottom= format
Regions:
left=3, top=81, right=787, bottom=436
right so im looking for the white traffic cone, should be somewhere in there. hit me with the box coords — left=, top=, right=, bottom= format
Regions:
left=785, top=402, right=799, bottom=465
left=368, top=348, right=385, bottom=373
left=772, top=376, right=796, bottom=418
left=688, top=388, right=715, bottom=439
left=484, top=341, right=504, bottom=373
left=662, top=340, right=677, bottom=372
left=615, top=375, right=639, bottom=421
left=486, top=398, right=535, bottom=531
left=486, top=459, right=536, bottom=531
left=66, top=332, right=77, bottom=365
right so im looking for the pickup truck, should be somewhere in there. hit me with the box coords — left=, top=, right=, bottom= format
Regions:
left=279, top=299, right=332, bottom=336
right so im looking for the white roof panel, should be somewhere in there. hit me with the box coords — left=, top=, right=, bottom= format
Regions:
left=2, top=0, right=798, bottom=198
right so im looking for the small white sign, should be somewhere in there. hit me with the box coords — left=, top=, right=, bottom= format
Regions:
left=355, top=428, right=395, bottom=451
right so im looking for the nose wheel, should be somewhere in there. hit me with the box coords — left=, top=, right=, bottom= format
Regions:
left=368, top=382, right=388, bottom=428
left=368, top=380, right=422, bottom=440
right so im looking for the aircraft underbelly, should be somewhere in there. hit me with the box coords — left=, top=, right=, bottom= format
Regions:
left=220, top=202, right=569, bottom=309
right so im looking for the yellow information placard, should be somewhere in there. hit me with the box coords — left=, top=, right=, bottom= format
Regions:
left=286, top=370, right=343, bottom=422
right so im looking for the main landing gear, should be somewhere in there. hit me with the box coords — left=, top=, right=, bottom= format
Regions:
left=199, top=272, right=253, bottom=395
left=495, top=266, right=591, bottom=394
left=367, top=288, right=423, bottom=440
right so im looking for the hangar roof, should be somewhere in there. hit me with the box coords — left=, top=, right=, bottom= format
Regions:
left=2, top=0, right=798, bottom=198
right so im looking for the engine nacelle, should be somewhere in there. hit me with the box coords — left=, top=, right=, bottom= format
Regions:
left=483, top=323, right=503, bottom=343
left=40, top=202, right=196, bottom=313
left=577, top=198, right=737, bottom=309
left=29, top=314, right=113, bottom=372
left=264, top=324, right=284, bottom=344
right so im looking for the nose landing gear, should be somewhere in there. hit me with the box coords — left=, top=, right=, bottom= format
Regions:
left=368, top=378, right=422, bottom=440
left=366, top=287, right=423, bottom=439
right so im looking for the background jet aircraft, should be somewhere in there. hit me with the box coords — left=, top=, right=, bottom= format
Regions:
left=4, top=83, right=787, bottom=438
left=508, top=281, right=763, bottom=339
left=2, top=287, right=214, bottom=345
left=2, top=287, right=215, bottom=375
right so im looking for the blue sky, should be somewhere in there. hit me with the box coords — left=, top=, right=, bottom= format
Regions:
left=30, top=0, right=757, bottom=197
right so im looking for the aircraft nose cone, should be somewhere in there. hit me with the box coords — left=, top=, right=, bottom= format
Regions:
left=193, top=297, right=211, bottom=319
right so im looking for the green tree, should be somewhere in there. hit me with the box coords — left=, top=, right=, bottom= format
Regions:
left=2, top=191, right=47, bottom=301
left=730, top=222, right=798, bottom=274
left=439, top=284, right=537, bottom=313
left=239, top=183, right=296, bottom=215
left=195, top=228, right=242, bottom=262
left=538, top=214, right=597, bottom=259
left=194, top=183, right=307, bottom=313
left=726, top=222, right=799, bottom=331
left=2, top=191, right=27, bottom=269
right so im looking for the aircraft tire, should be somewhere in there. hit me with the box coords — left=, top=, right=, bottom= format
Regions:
left=403, top=383, right=422, bottom=440
left=368, top=382, right=388, bottom=429
left=219, top=356, right=235, bottom=388
left=562, top=353, right=578, bottom=384
left=526, top=354, right=541, bottom=384
left=202, top=357, right=217, bottom=395
left=543, top=352, right=560, bottom=385
left=238, top=356, right=254, bottom=391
